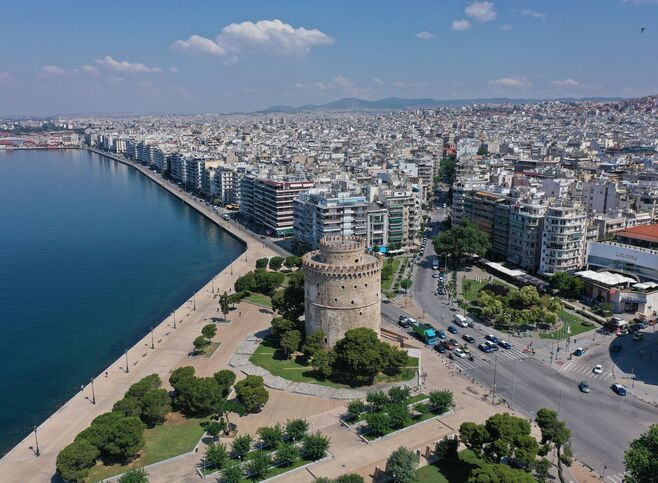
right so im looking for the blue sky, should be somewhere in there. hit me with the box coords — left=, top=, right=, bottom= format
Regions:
left=0, top=0, right=656, bottom=115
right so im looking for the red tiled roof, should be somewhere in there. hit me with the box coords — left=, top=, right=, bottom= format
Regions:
left=615, top=224, right=658, bottom=243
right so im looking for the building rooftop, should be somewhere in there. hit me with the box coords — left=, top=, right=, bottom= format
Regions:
left=575, top=270, right=636, bottom=287
left=615, top=224, right=658, bottom=243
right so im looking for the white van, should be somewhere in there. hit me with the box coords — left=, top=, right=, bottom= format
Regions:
left=454, top=314, right=470, bottom=328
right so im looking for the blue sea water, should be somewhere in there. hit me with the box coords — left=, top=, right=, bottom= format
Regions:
left=0, top=149, right=244, bottom=455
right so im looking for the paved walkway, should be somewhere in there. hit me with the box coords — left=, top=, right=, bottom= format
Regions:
left=0, top=154, right=282, bottom=482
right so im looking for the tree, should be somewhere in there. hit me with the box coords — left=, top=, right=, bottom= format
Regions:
left=205, top=442, right=229, bottom=470
left=119, top=467, right=149, bottom=483
left=625, top=424, right=658, bottom=483
left=56, top=439, right=100, bottom=482
left=271, top=317, right=296, bottom=338
left=385, top=446, right=418, bottom=483
left=205, top=420, right=224, bottom=440
left=366, top=391, right=390, bottom=412
left=302, top=330, right=325, bottom=359
left=173, top=376, right=223, bottom=417
left=201, top=324, right=217, bottom=341
left=550, top=272, right=584, bottom=300
left=246, top=451, right=271, bottom=480
left=280, top=330, right=302, bottom=358
left=274, top=442, right=299, bottom=467
left=140, top=389, right=171, bottom=426
left=169, top=366, right=195, bottom=387
left=285, top=256, right=301, bottom=268
left=213, top=369, right=236, bottom=398
left=386, top=403, right=411, bottom=429
left=257, top=423, right=284, bottom=449
left=347, top=399, right=366, bottom=418
left=126, top=374, right=162, bottom=401
left=271, top=270, right=305, bottom=321
left=310, top=349, right=334, bottom=379
left=76, top=411, right=123, bottom=452
left=255, top=257, right=269, bottom=269
left=535, top=408, right=572, bottom=483
left=231, top=433, right=253, bottom=459
left=219, top=292, right=231, bottom=320
left=468, top=463, right=535, bottom=483
left=485, top=413, right=538, bottom=468
left=216, top=399, right=245, bottom=431
left=428, top=390, right=454, bottom=414
left=440, top=156, right=457, bottom=184
left=113, top=397, right=143, bottom=418
left=332, top=328, right=390, bottom=385
left=335, top=475, right=365, bottom=483
left=94, top=416, right=145, bottom=461
left=222, top=464, right=243, bottom=483
left=433, top=219, right=490, bottom=266
left=534, top=458, right=551, bottom=483
left=302, top=432, right=331, bottom=460
left=399, top=278, right=412, bottom=293
left=285, top=418, right=309, bottom=441
left=193, top=335, right=210, bottom=352
left=365, top=412, right=391, bottom=437
left=459, top=422, right=490, bottom=457
left=435, top=435, right=459, bottom=458
left=387, top=387, right=411, bottom=404
left=235, top=375, right=269, bottom=412
left=268, top=256, right=284, bottom=271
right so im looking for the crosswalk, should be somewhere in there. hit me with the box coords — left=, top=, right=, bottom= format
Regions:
left=449, top=347, right=528, bottom=372
left=605, top=472, right=626, bottom=483
left=560, top=361, right=614, bottom=381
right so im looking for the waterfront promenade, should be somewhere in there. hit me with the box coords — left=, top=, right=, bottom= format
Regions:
left=0, top=150, right=283, bottom=481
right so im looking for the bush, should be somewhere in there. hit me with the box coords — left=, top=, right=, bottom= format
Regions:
left=428, top=390, right=454, bottom=414
left=235, top=375, right=269, bottom=412
left=274, top=442, right=299, bottom=467
left=285, top=418, right=309, bottom=441
left=388, top=386, right=412, bottom=404
left=245, top=451, right=271, bottom=480
left=347, top=399, right=366, bottom=418
left=386, top=402, right=411, bottom=429
left=365, top=412, right=391, bottom=437
left=118, top=467, right=149, bottom=483
left=222, top=464, right=243, bottom=483
left=302, top=432, right=331, bottom=460
left=285, top=256, right=302, bottom=268
left=257, top=423, right=284, bottom=449
left=335, top=475, right=365, bottom=483
left=366, top=391, right=389, bottom=412
left=269, top=256, right=285, bottom=271
left=231, top=434, right=253, bottom=459
left=56, top=439, right=100, bottom=482
left=205, top=442, right=229, bottom=470
left=193, top=336, right=210, bottom=352
left=255, top=258, right=269, bottom=269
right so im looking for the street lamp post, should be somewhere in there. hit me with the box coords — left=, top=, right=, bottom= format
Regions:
left=150, top=326, right=155, bottom=349
left=125, top=349, right=129, bottom=373
left=172, top=310, right=176, bottom=329
left=211, top=276, right=215, bottom=293
left=90, top=377, right=96, bottom=404
left=193, top=293, right=196, bottom=311
left=33, top=426, right=40, bottom=457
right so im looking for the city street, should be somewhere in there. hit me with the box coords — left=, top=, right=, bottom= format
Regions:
left=381, top=201, right=658, bottom=482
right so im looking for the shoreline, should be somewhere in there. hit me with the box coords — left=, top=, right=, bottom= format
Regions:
left=0, top=148, right=283, bottom=481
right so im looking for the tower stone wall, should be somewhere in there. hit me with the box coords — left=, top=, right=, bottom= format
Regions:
left=302, top=235, right=383, bottom=347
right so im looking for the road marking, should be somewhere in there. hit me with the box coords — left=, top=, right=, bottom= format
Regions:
left=605, top=472, right=625, bottom=483
left=561, top=362, right=614, bottom=380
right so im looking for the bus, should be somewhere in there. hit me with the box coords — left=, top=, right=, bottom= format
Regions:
left=432, top=256, right=439, bottom=270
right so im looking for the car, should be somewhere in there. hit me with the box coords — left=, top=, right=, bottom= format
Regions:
left=448, top=326, right=458, bottom=334
left=485, top=334, right=500, bottom=344
left=611, top=383, right=627, bottom=396
left=632, top=333, right=645, bottom=341
left=478, top=343, right=494, bottom=353
left=398, top=316, right=410, bottom=328
left=593, top=364, right=603, bottom=374
left=462, top=334, right=476, bottom=343
left=433, top=272, right=439, bottom=278
left=461, top=344, right=471, bottom=354
left=612, top=344, right=623, bottom=353
left=486, top=341, right=499, bottom=351
left=443, top=203, right=447, bottom=208
left=435, top=344, right=447, bottom=354
left=437, top=330, right=447, bottom=340
left=448, top=338, right=460, bottom=346
left=574, top=347, right=586, bottom=356
left=454, top=348, right=466, bottom=358
left=442, top=340, right=455, bottom=350
left=579, top=381, right=590, bottom=393
left=437, top=287, right=446, bottom=295
left=497, top=340, right=512, bottom=349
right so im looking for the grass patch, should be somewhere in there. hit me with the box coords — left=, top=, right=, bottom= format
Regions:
left=363, top=410, right=439, bottom=440
left=206, top=456, right=318, bottom=481
left=201, top=341, right=221, bottom=358
left=250, top=337, right=418, bottom=388
left=540, top=310, right=595, bottom=340
left=462, top=279, right=487, bottom=303
left=416, top=449, right=484, bottom=483
left=243, top=292, right=273, bottom=308
left=88, top=414, right=208, bottom=481
left=405, top=393, right=429, bottom=405
left=381, top=257, right=403, bottom=290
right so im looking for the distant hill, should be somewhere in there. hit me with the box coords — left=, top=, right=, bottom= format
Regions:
left=258, top=96, right=625, bottom=113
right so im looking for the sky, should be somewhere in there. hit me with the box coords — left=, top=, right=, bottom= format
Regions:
left=0, top=0, right=657, bottom=115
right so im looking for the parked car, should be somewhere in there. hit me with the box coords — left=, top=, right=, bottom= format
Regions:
left=593, top=364, right=603, bottom=374
left=611, top=383, right=627, bottom=396
left=632, top=333, right=645, bottom=341
left=454, top=348, right=466, bottom=358
left=448, top=338, right=460, bottom=346
left=448, top=326, right=458, bottom=334
left=574, top=347, right=586, bottom=356
left=462, top=334, right=476, bottom=343
left=485, top=334, right=500, bottom=344
left=437, top=330, right=447, bottom=340
left=497, top=340, right=512, bottom=349
left=398, top=316, right=411, bottom=328
left=435, top=344, right=447, bottom=354
left=432, top=272, right=439, bottom=278
left=461, top=344, right=471, bottom=354
left=478, top=343, right=494, bottom=353
left=442, top=340, right=455, bottom=350
left=579, top=381, right=590, bottom=393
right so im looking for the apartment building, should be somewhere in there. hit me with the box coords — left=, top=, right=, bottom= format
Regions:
left=507, top=199, right=546, bottom=272
left=539, top=203, right=587, bottom=275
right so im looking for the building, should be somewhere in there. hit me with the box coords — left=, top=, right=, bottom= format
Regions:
left=539, top=203, right=587, bottom=275
left=366, top=205, right=389, bottom=248
left=240, top=176, right=314, bottom=237
left=507, top=199, right=546, bottom=272
left=381, top=189, right=420, bottom=247
left=302, top=235, right=383, bottom=347
left=293, top=192, right=368, bottom=248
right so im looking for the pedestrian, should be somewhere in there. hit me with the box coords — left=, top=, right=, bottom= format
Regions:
left=80, top=385, right=84, bottom=392
left=105, top=371, right=108, bottom=378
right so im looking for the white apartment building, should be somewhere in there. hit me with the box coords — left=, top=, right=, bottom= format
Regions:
left=539, top=203, right=587, bottom=275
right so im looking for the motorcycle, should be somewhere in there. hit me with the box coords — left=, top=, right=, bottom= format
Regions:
left=448, top=353, right=454, bottom=360
left=469, top=354, right=474, bottom=361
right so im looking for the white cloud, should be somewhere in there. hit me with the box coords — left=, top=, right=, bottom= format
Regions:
left=81, top=64, right=100, bottom=76
left=332, top=75, right=354, bottom=88
left=169, top=67, right=179, bottom=74
left=95, top=56, right=163, bottom=73
left=489, top=76, right=532, bottom=88
left=521, top=9, right=546, bottom=19
left=42, top=65, right=66, bottom=76
left=500, top=24, right=513, bottom=31
left=173, top=19, right=334, bottom=62
left=392, top=80, right=430, bottom=88
left=372, top=77, right=384, bottom=85
left=416, top=31, right=434, bottom=40
left=294, top=75, right=373, bottom=97
left=465, top=1, right=497, bottom=23
left=551, top=78, right=586, bottom=88
left=451, top=19, right=472, bottom=31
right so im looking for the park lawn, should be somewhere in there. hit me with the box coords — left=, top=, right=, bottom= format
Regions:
left=462, top=279, right=487, bottom=303
left=416, top=449, right=485, bottom=483
left=87, top=413, right=209, bottom=481
left=244, top=292, right=273, bottom=308
left=363, top=409, right=439, bottom=440
left=374, top=356, right=419, bottom=384
left=201, top=341, right=221, bottom=358
left=540, top=310, right=595, bottom=340
left=381, top=257, right=403, bottom=290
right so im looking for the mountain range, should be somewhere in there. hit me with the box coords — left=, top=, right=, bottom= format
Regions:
left=258, top=96, right=624, bottom=113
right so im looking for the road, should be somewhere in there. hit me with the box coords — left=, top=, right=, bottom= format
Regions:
left=381, top=198, right=657, bottom=482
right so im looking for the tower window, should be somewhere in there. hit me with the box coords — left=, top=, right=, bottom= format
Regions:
left=341, top=285, right=344, bottom=289
left=351, top=300, right=354, bottom=304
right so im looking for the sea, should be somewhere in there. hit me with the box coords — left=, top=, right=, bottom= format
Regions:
left=0, top=148, right=244, bottom=455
